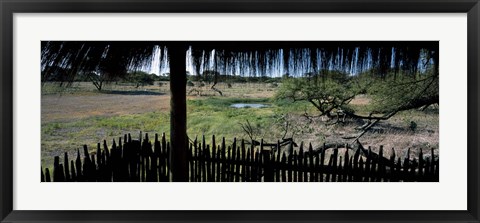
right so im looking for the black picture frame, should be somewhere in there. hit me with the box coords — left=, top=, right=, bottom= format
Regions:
left=1, top=0, right=479, bottom=222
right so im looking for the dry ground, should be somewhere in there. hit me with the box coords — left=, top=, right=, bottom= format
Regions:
left=42, top=94, right=171, bottom=123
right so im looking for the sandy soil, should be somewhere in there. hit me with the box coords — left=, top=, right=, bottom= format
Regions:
left=41, top=93, right=171, bottom=123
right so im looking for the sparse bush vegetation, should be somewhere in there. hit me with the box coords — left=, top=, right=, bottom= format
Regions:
left=124, top=71, right=155, bottom=87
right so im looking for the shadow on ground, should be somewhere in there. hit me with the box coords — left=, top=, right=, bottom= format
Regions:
left=102, top=90, right=165, bottom=96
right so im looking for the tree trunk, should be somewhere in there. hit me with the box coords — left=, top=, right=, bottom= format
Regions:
left=169, top=44, right=188, bottom=182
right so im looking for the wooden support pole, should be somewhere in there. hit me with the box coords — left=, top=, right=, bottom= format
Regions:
left=169, top=44, right=188, bottom=182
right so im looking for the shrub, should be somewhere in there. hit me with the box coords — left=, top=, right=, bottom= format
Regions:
left=268, top=82, right=278, bottom=88
left=409, top=121, right=417, bottom=132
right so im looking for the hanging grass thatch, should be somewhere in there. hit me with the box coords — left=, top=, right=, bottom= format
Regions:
left=42, top=41, right=438, bottom=81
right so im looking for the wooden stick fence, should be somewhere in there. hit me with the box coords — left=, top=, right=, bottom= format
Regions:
left=42, top=133, right=439, bottom=182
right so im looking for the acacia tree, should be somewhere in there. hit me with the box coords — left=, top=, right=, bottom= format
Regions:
left=275, top=67, right=439, bottom=142
left=275, top=70, right=367, bottom=119
left=84, top=72, right=108, bottom=91
left=187, top=70, right=224, bottom=96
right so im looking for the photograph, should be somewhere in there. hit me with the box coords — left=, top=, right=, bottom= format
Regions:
left=41, top=41, right=439, bottom=182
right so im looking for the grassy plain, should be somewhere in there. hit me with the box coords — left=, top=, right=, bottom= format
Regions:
left=41, top=81, right=439, bottom=169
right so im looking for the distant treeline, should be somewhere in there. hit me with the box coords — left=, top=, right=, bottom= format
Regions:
left=188, top=72, right=282, bottom=84
left=42, top=66, right=433, bottom=86
left=42, top=66, right=283, bottom=85
left=42, top=67, right=167, bottom=83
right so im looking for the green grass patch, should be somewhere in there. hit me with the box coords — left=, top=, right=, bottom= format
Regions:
left=186, top=97, right=288, bottom=143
